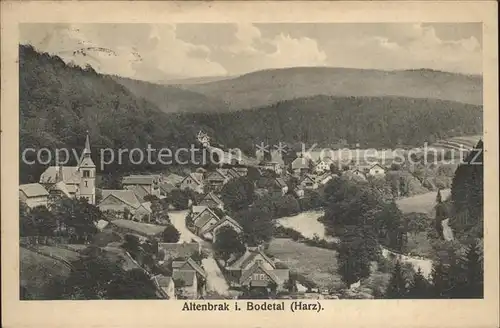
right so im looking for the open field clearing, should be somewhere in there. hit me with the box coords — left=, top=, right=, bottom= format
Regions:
left=34, top=245, right=81, bottom=262
left=267, top=238, right=343, bottom=290
left=20, top=247, right=72, bottom=299
left=276, top=210, right=337, bottom=242
left=396, top=189, right=450, bottom=214
left=110, top=219, right=165, bottom=236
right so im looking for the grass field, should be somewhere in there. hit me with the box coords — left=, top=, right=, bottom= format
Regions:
left=276, top=210, right=337, bottom=242
left=20, top=247, right=72, bottom=299
left=34, top=245, right=81, bottom=262
left=267, top=238, right=343, bottom=290
left=396, top=189, right=450, bottom=214
left=110, top=219, right=165, bottom=236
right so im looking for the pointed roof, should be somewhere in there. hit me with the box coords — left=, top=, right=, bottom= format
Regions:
left=226, top=248, right=275, bottom=271
left=193, top=207, right=221, bottom=229
left=100, top=189, right=141, bottom=208
left=239, top=261, right=280, bottom=285
left=83, top=132, right=91, bottom=155
left=172, top=257, right=206, bottom=279
left=202, top=192, right=224, bottom=206
left=203, top=215, right=243, bottom=234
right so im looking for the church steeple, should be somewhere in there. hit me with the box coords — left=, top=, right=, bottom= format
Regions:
left=77, top=131, right=96, bottom=205
left=83, top=130, right=91, bottom=155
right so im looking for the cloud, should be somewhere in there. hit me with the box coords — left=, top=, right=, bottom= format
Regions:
left=20, top=24, right=228, bottom=81
left=220, top=24, right=327, bottom=73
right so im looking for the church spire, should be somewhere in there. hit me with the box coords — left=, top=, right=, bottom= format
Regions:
left=83, top=130, right=91, bottom=155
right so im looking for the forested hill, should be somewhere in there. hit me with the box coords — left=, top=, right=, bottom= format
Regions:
left=20, top=45, right=483, bottom=182
left=176, top=67, right=483, bottom=110
left=201, top=96, right=483, bottom=151
left=111, top=76, right=230, bottom=113
left=19, top=45, right=213, bottom=182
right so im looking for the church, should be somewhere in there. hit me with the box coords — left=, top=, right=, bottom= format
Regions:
left=38, top=133, right=96, bottom=204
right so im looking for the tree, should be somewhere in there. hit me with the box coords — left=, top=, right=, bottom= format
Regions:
left=107, top=268, right=159, bottom=299
left=431, top=260, right=452, bottom=298
left=52, top=198, right=100, bottom=242
left=337, top=226, right=374, bottom=286
left=450, top=241, right=484, bottom=298
left=150, top=200, right=168, bottom=224
left=168, top=189, right=190, bottom=210
left=122, top=234, right=141, bottom=258
left=213, top=226, right=245, bottom=265
left=385, top=261, right=408, bottom=298
left=220, top=177, right=255, bottom=213
left=273, top=194, right=300, bottom=217
left=450, top=140, right=483, bottom=239
left=236, top=207, right=273, bottom=246
left=407, top=268, right=431, bottom=298
left=161, top=224, right=180, bottom=243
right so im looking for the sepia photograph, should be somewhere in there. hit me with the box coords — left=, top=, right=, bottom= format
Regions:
left=1, top=1, right=498, bottom=328
left=17, top=21, right=485, bottom=301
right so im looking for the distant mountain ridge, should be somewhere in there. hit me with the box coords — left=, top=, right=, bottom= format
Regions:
left=111, top=76, right=230, bottom=113
left=174, top=66, right=482, bottom=110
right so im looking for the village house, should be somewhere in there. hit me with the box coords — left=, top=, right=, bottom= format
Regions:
left=122, top=175, right=161, bottom=197
left=172, top=257, right=207, bottom=298
left=368, top=163, right=386, bottom=177
left=126, top=184, right=150, bottom=203
left=162, top=173, right=185, bottom=186
left=159, top=182, right=176, bottom=198
left=199, top=192, right=224, bottom=210
left=225, top=247, right=289, bottom=292
left=204, top=169, right=230, bottom=192
left=192, top=207, right=222, bottom=236
left=317, top=172, right=335, bottom=185
left=19, top=183, right=49, bottom=209
left=314, top=157, right=334, bottom=174
left=39, top=133, right=96, bottom=204
left=298, top=174, right=319, bottom=190
left=173, top=270, right=198, bottom=299
left=98, top=189, right=152, bottom=221
left=201, top=215, right=243, bottom=242
left=179, top=173, right=204, bottom=194
left=231, top=167, right=248, bottom=177
left=152, top=274, right=176, bottom=299
left=158, top=242, right=201, bottom=262
left=344, top=169, right=367, bottom=181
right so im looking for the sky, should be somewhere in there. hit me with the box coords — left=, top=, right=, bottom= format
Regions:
left=20, top=23, right=482, bottom=82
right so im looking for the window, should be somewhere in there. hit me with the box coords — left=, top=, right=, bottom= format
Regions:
left=84, top=181, right=88, bottom=187
left=253, top=273, right=267, bottom=280
left=83, top=170, right=90, bottom=178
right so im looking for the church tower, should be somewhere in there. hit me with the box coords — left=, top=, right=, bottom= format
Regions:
left=78, top=132, right=96, bottom=205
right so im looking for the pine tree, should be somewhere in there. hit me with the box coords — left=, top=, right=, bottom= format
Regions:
left=452, top=241, right=484, bottom=298
left=385, top=261, right=408, bottom=298
left=407, top=268, right=430, bottom=298
left=431, top=260, right=452, bottom=298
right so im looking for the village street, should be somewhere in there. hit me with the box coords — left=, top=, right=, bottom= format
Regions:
left=169, top=210, right=231, bottom=297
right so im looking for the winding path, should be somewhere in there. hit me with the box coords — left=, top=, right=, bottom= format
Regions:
left=169, top=210, right=230, bottom=296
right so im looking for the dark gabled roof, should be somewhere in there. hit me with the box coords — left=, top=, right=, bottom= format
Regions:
left=173, top=258, right=206, bottom=279
left=227, top=248, right=275, bottom=271
left=203, top=215, right=243, bottom=234
left=100, top=190, right=142, bottom=208
left=159, top=182, right=176, bottom=194
left=193, top=208, right=221, bottom=229
left=172, top=270, right=196, bottom=286
left=126, top=184, right=150, bottom=202
left=202, top=192, right=224, bottom=206
left=239, top=261, right=280, bottom=285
